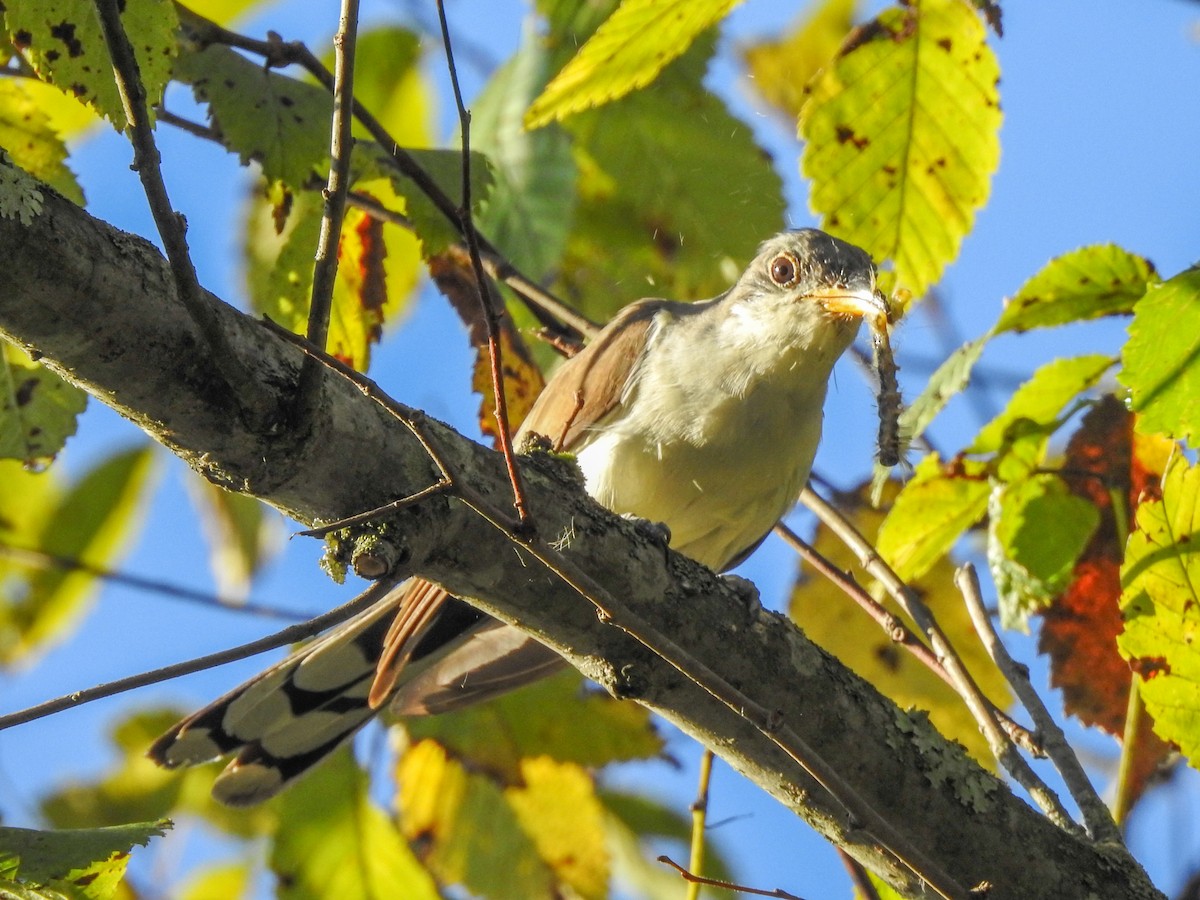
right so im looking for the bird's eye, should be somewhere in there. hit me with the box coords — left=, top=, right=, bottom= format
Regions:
left=769, top=253, right=800, bottom=287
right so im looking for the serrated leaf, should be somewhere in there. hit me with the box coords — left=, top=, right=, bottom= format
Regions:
left=174, top=43, right=332, bottom=188
left=403, top=670, right=662, bottom=783
left=243, top=183, right=421, bottom=371
left=970, top=354, right=1114, bottom=454
left=800, top=0, right=1001, bottom=298
left=995, top=244, right=1156, bottom=334
left=506, top=758, right=608, bottom=900
left=741, top=0, right=857, bottom=122
left=561, top=37, right=784, bottom=321
left=0, top=820, right=169, bottom=900
left=0, top=148, right=45, bottom=225
left=876, top=453, right=990, bottom=583
left=4, top=0, right=177, bottom=131
left=526, top=0, right=742, bottom=128
left=897, top=334, right=987, bottom=445
left=0, top=80, right=84, bottom=203
left=1120, top=267, right=1200, bottom=448
left=1, top=341, right=87, bottom=463
left=792, top=481, right=1011, bottom=762
left=0, top=445, right=154, bottom=664
left=474, top=32, right=578, bottom=279
left=397, top=740, right=553, bottom=900
left=187, top=475, right=281, bottom=600
left=989, top=474, right=1099, bottom=630
left=1118, top=454, right=1200, bottom=764
left=272, top=748, right=439, bottom=900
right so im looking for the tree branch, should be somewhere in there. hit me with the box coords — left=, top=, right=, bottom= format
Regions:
left=0, top=175, right=1162, bottom=900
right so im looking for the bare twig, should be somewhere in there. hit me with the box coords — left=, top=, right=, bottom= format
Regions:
left=800, top=486, right=1082, bottom=836
left=687, top=748, right=715, bottom=900
left=0, top=544, right=307, bottom=621
left=956, top=563, right=1121, bottom=843
left=774, top=523, right=1040, bottom=754
left=295, top=0, right=361, bottom=419
left=435, top=0, right=531, bottom=528
left=94, top=0, right=271, bottom=425
left=838, top=849, right=883, bottom=900
left=0, top=575, right=402, bottom=731
left=658, top=855, right=806, bottom=900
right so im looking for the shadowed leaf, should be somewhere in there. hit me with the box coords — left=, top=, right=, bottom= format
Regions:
left=1, top=342, right=87, bottom=464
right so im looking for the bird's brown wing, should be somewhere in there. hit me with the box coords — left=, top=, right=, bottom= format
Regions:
left=367, top=301, right=663, bottom=709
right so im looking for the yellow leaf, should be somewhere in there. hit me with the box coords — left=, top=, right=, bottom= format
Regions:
left=526, top=0, right=742, bottom=128
left=800, top=0, right=1001, bottom=298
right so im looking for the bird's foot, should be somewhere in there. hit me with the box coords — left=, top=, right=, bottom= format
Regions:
left=721, top=573, right=761, bottom=615
left=621, top=513, right=672, bottom=549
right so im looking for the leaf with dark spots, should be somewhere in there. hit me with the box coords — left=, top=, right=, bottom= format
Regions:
left=48, top=21, right=83, bottom=58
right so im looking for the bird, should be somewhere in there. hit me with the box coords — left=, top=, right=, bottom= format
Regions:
left=149, top=228, right=885, bottom=806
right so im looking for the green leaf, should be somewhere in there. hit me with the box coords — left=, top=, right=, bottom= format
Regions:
left=403, top=670, right=662, bottom=782
left=0, top=820, right=169, bottom=900
left=177, top=861, right=251, bottom=900
left=988, top=474, right=1099, bottom=630
left=561, top=38, right=784, bottom=321
left=337, top=27, right=429, bottom=148
left=525, top=0, right=742, bottom=128
left=994, top=244, right=1156, bottom=334
left=876, top=453, right=990, bottom=583
left=1117, top=454, right=1200, bottom=763
left=897, top=334, right=987, bottom=445
left=272, top=748, right=439, bottom=900
left=174, top=43, right=332, bottom=188
left=970, top=354, right=1114, bottom=454
left=473, top=31, right=578, bottom=280
left=0, top=80, right=84, bottom=203
left=0, top=445, right=154, bottom=664
left=187, top=475, right=280, bottom=600
left=741, top=0, right=858, bottom=122
left=4, top=0, right=177, bottom=131
left=1120, top=266, right=1200, bottom=448
left=0, top=148, right=45, bottom=226
left=398, top=740, right=552, bottom=900
left=1, top=341, right=87, bottom=463
left=800, top=0, right=1002, bottom=299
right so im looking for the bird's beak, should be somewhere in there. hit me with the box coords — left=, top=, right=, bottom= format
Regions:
left=811, top=286, right=890, bottom=328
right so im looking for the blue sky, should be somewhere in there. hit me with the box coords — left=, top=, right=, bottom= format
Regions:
left=3, top=1, right=1200, bottom=897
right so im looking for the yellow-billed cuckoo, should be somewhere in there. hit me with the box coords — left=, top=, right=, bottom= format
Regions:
left=150, top=229, right=885, bottom=805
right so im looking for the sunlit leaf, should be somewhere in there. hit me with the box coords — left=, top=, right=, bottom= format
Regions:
left=741, top=0, right=857, bottom=122
left=474, top=33, right=578, bottom=280
left=187, top=475, right=281, bottom=600
left=897, top=334, right=987, bottom=445
left=876, top=453, right=990, bottom=583
left=792, top=481, right=1011, bottom=762
left=1120, top=266, right=1200, bottom=448
left=185, top=0, right=272, bottom=28
left=177, top=861, right=251, bottom=900
left=4, top=0, right=177, bottom=130
left=994, top=245, right=1156, bottom=335
left=1118, top=454, right=1200, bottom=765
left=174, top=42, right=331, bottom=188
left=800, top=0, right=1001, bottom=299
left=0, top=446, right=154, bottom=664
left=272, top=748, right=439, bottom=900
left=526, top=0, right=742, bottom=128
left=340, top=26, right=429, bottom=148
left=506, top=757, right=608, bottom=900
left=970, top=354, right=1114, bottom=454
left=0, top=80, right=84, bottom=203
left=0, top=820, right=169, bottom=900
left=403, top=669, right=662, bottom=783
left=0, top=341, right=87, bottom=463
left=397, top=740, right=552, bottom=900
left=988, top=473, right=1099, bottom=630
left=561, top=37, right=784, bottom=322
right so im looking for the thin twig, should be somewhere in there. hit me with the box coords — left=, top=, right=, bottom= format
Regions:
left=687, top=748, right=715, bottom=900
left=1113, top=678, right=1144, bottom=827
left=0, top=544, right=307, bottom=621
left=774, top=523, right=1041, bottom=754
left=955, top=563, right=1122, bottom=844
left=94, top=0, right=271, bottom=425
left=0, top=575, right=402, bottom=732
left=800, top=486, right=1083, bottom=836
left=295, top=0, right=361, bottom=421
left=658, top=855, right=806, bottom=900
left=435, top=0, right=531, bottom=528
